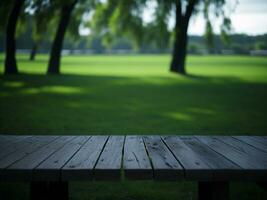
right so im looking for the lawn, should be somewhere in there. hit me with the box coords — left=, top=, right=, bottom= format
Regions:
left=0, top=54, right=267, bottom=199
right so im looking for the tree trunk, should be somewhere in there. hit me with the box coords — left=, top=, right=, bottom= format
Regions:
left=170, top=0, right=196, bottom=75
left=29, top=42, right=38, bottom=61
left=170, top=26, right=188, bottom=75
left=4, top=0, right=25, bottom=74
left=47, top=1, right=77, bottom=75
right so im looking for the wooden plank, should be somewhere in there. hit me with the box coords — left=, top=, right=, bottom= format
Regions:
left=0, top=136, right=36, bottom=160
left=5, top=136, right=75, bottom=181
left=163, top=136, right=211, bottom=180
left=0, top=135, right=20, bottom=145
left=34, top=136, right=90, bottom=181
left=0, top=136, right=31, bottom=152
left=123, top=136, right=152, bottom=180
left=215, top=136, right=267, bottom=167
left=94, top=136, right=124, bottom=180
left=0, top=136, right=58, bottom=169
left=0, top=135, right=29, bottom=146
left=233, top=136, right=267, bottom=153
left=196, top=136, right=267, bottom=181
left=181, top=136, right=240, bottom=180
left=62, top=136, right=108, bottom=181
left=254, top=136, right=267, bottom=141
left=143, top=136, right=183, bottom=180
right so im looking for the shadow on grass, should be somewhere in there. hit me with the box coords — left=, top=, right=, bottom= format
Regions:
left=1, top=73, right=267, bottom=200
left=1, top=73, right=267, bottom=135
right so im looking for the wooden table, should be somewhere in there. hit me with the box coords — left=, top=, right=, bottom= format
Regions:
left=0, top=135, right=266, bottom=200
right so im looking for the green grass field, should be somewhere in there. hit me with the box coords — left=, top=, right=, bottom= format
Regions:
left=0, top=54, right=267, bottom=199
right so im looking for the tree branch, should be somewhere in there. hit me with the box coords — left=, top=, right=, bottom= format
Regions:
left=175, top=0, right=182, bottom=31
left=184, top=0, right=197, bottom=24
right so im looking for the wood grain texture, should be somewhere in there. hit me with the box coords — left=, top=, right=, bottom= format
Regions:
left=0, top=136, right=31, bottom=154
left=123, top=136, right=152, bottom=180
left=182, top=136, right=240, bottom=180
left=0, top=136, right=57, bottom=169
left=143, top=136, right=183, bottom=180
left=34, top=136, right=90, bottom=181
left=233, top=136, right=267, bottom=153
left=94, top=136, right=124, bottom=180
left=163, top=136, right=210, bottom=180
left=0, top=136, right=33, bottom=159
left=5, top=136, right=74, bottom=181
left=0, top=136, right=58, bottom=181
left=215, top=136, right=267, bottom=168
left=0, top=135, right=267, bottom=182
left=196, top=136, right=267, bottom=181
left=62, top=136, right=108, bottom=180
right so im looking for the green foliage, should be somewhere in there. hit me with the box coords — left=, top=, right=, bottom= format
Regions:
left=0, top=0, right=29, bottom=35
left=92, top=0, right=146, bottom=47
left=29, top=0, right=57, bottom=43
left=92, top=0, right=234, bottom=51
left=204, top=20, right=214, bottom=53
left=66, top=0, right=95, bottom=44
left=254, top=42, right=267, bottom=50
left=16, top=13, right=27, bottom=37
left=0, top=0, right=13, bottom=32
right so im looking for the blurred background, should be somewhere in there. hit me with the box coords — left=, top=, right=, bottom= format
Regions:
left=0, top=0, right=267, bottom=199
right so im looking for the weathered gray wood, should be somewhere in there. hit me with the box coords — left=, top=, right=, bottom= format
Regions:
left=0, top=135, right=21, bottom=146
left=62, top=136, right=108, bottom=181
left=186, top=136, right=241, bottom=180
left=5, top=136, right=75, bottom=181
left=1, top=135, right=267, bottom=183
left=0, top=136, right=31, bottom=153
left=163, top=136, right=211, bottom=180
left=143, top=136, right=183, bottom=180
left=0, top=136, right=36, bottom=160
left=94, top=136, right=124, bottom=180
left=167, top=136, right=240, bottom=180
left=34, top=136, right=90, bottom=181
left=196, top=136, right=267, bottom=181
left=215, top=136, right=267, bottom=167
left=233, top=136, right=267, bottom=153
left=0, top=136, right=58, bottom=169
left=123, top=136, right=152, bottom=180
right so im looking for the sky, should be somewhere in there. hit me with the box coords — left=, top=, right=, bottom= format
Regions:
left=188, top=0, right=267, bottom=35
left=81, top=0, right=267, bottom=36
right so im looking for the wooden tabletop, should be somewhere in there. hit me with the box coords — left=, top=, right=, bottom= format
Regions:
left=0, top=135, right=266, bottom=182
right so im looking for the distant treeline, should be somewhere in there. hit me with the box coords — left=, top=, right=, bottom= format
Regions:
left=0, top=26, right=266, bottom=55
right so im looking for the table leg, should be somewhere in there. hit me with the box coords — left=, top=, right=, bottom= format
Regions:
left=257, top=182, right=267, bottom=190
left=30, top=181, right=68, bottom=200
left=30, top=181, right=49, bottom=200
left=49, top=181, right=68, bottom=200
left=198, top=181, right=229, bottom=200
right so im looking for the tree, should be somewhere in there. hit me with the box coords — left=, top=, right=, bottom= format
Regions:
left=28, top=0, right=56, bottom=61
left=94, top=0, right=233, bottom=75
left=3, top=0, right=26, bottom=74
left=164, top=0, right=232, bottom=74
left=46, top=0, right=78, bottom=74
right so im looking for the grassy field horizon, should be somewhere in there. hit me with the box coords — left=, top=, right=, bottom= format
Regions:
left=1, top=54, right=267, bottom=199
left=1, top=54, right=267, bottom=135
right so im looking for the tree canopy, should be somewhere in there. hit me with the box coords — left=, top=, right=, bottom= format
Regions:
left=93, top=0, right=234, bottom=74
